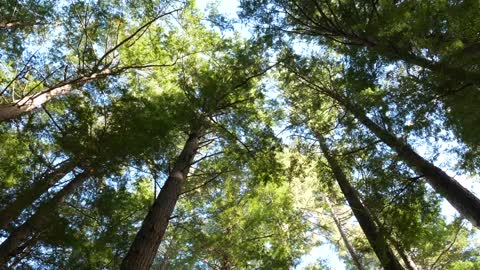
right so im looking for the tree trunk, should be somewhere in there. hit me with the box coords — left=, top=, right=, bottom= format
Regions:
left=0, top=159, right=76, bottom=230
left=334, top=95, right=480, bottom=228
left=0, top=21, right=33, bottom=29
left=389, top=237, right=418, bottom=270
left=0, top=169, right=91, bottom=266
left=364, top=200, right=419, bottom=270
left=120, top=130, right=202, bottom=270
left=326, top=198, right=366, bottom=270
left=0, top=68, right=114, bottom=122
left=317, top=135, right=404, bottom=270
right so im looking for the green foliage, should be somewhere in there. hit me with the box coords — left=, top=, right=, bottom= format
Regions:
left=1, top=0, right=480, bottom=269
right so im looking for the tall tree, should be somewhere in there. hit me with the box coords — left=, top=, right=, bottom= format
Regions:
left=0, top=168, right=93, bottom=265
left=121, top=30, right=272, bottom=267
left=326, top=197, right=366, bottom=270
left=0, top=159, right=77, bottom=230
left=281, top=54, right=480, bottom=228
left=120, top=129, right=203, bottom=269
left=316, top=134, right=403, bottom=269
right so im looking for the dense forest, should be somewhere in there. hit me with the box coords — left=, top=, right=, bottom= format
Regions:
left=0, top=0, right=479, bottom=269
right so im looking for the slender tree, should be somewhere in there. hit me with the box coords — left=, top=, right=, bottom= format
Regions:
left=283, top=59, right=480, bottom=228
left=316, top=134, right=404, bottom=269
left=0, top=159, right=77, bottom=230
left=326, top=197, right=366, bottom=270
left=0, top=168, right=93, bottom=265
left=0, top=4, right=181, bottom=122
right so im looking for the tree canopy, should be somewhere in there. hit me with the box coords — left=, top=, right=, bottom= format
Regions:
left=0, top=0, right=479, bottom=269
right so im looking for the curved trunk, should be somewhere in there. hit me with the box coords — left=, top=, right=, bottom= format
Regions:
left=0, top=160, right=76, bottom=230
left=120, top=130, right=202, bottom=270
left=0, top=169, right=91, bottom=266
left=317, top=135, right=404, bottom=270
left=335, top=95, right=480, bottom=228
left=326, top=198, right=366, bottom=270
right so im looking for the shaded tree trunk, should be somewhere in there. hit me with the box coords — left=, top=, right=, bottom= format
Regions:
left=317, top=135, right=404, bottom=270
left=326, top=198, right=366, bottom=270
left=0, top=159, right=76, bottom=230
left=120, top=130, right=202, bottom=270
left=333, top=95, right=480, bottom=228
left=0, top=169, right=92, bottom=266
left=390, top=237, right=418, bottom=270
left=364, top=199, right=419, bottom=270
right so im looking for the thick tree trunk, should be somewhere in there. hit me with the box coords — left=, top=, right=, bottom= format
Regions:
left=120, top=130, right=202, bottom=270
left=317, top=135, right=404, bottom=270
left=0, top=68, right=114, bottom=122
left=326, top=198, right=366, bottom=270
left=0, top=160, right=76, bottom=230
left=334, top=95, right=480, bottom=228
left=0, top=169, right=91, bottom=266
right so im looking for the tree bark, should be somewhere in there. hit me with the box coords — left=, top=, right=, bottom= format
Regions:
left=120, top=130, right=202, bottom=270
left=389, top=237, right=418, bottom=270
left=0, top=169, right=91, bottom=266
left=334, top=95, right=480, bottom=228
left=0, top=159, right=76, bottom=230
left=326, top=198, right=366, bottom=270
left=317, top=135, right=404, bottom=270
left=365, top=200, right=419, bottom=270
left=0, top=21, right=33, bottom=29
left=0, top=68, right=114, bottom=122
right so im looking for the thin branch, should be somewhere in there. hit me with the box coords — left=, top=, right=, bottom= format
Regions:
left=96, top=8, right=182, bottom=67
left=179, top=172, right=223, bottom=196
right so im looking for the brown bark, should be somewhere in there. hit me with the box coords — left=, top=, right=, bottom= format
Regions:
left=326, top=198, right=366, bottom=270
left=0, top=169, right=91, bottom=266
left=334, top=95, right=480, bottom=228
left=317, top=135, right=404, bottom=270
left=120, top=130, right=202, bottom=270
left=0, top=160, right=76, bottom=230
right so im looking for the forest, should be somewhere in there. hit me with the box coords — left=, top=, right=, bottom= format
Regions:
left=0, top=0, right=479, bottom=269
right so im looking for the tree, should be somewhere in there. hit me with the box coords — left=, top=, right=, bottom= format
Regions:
left=280, top=53, right=480, bottom=228
left=316, top=134, right=403, bottom=269
left=1, top=1, right=480, bottom=268
left=121, top=26, right=274, bottom=268
left=240, top=0, right=480, bottom=171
